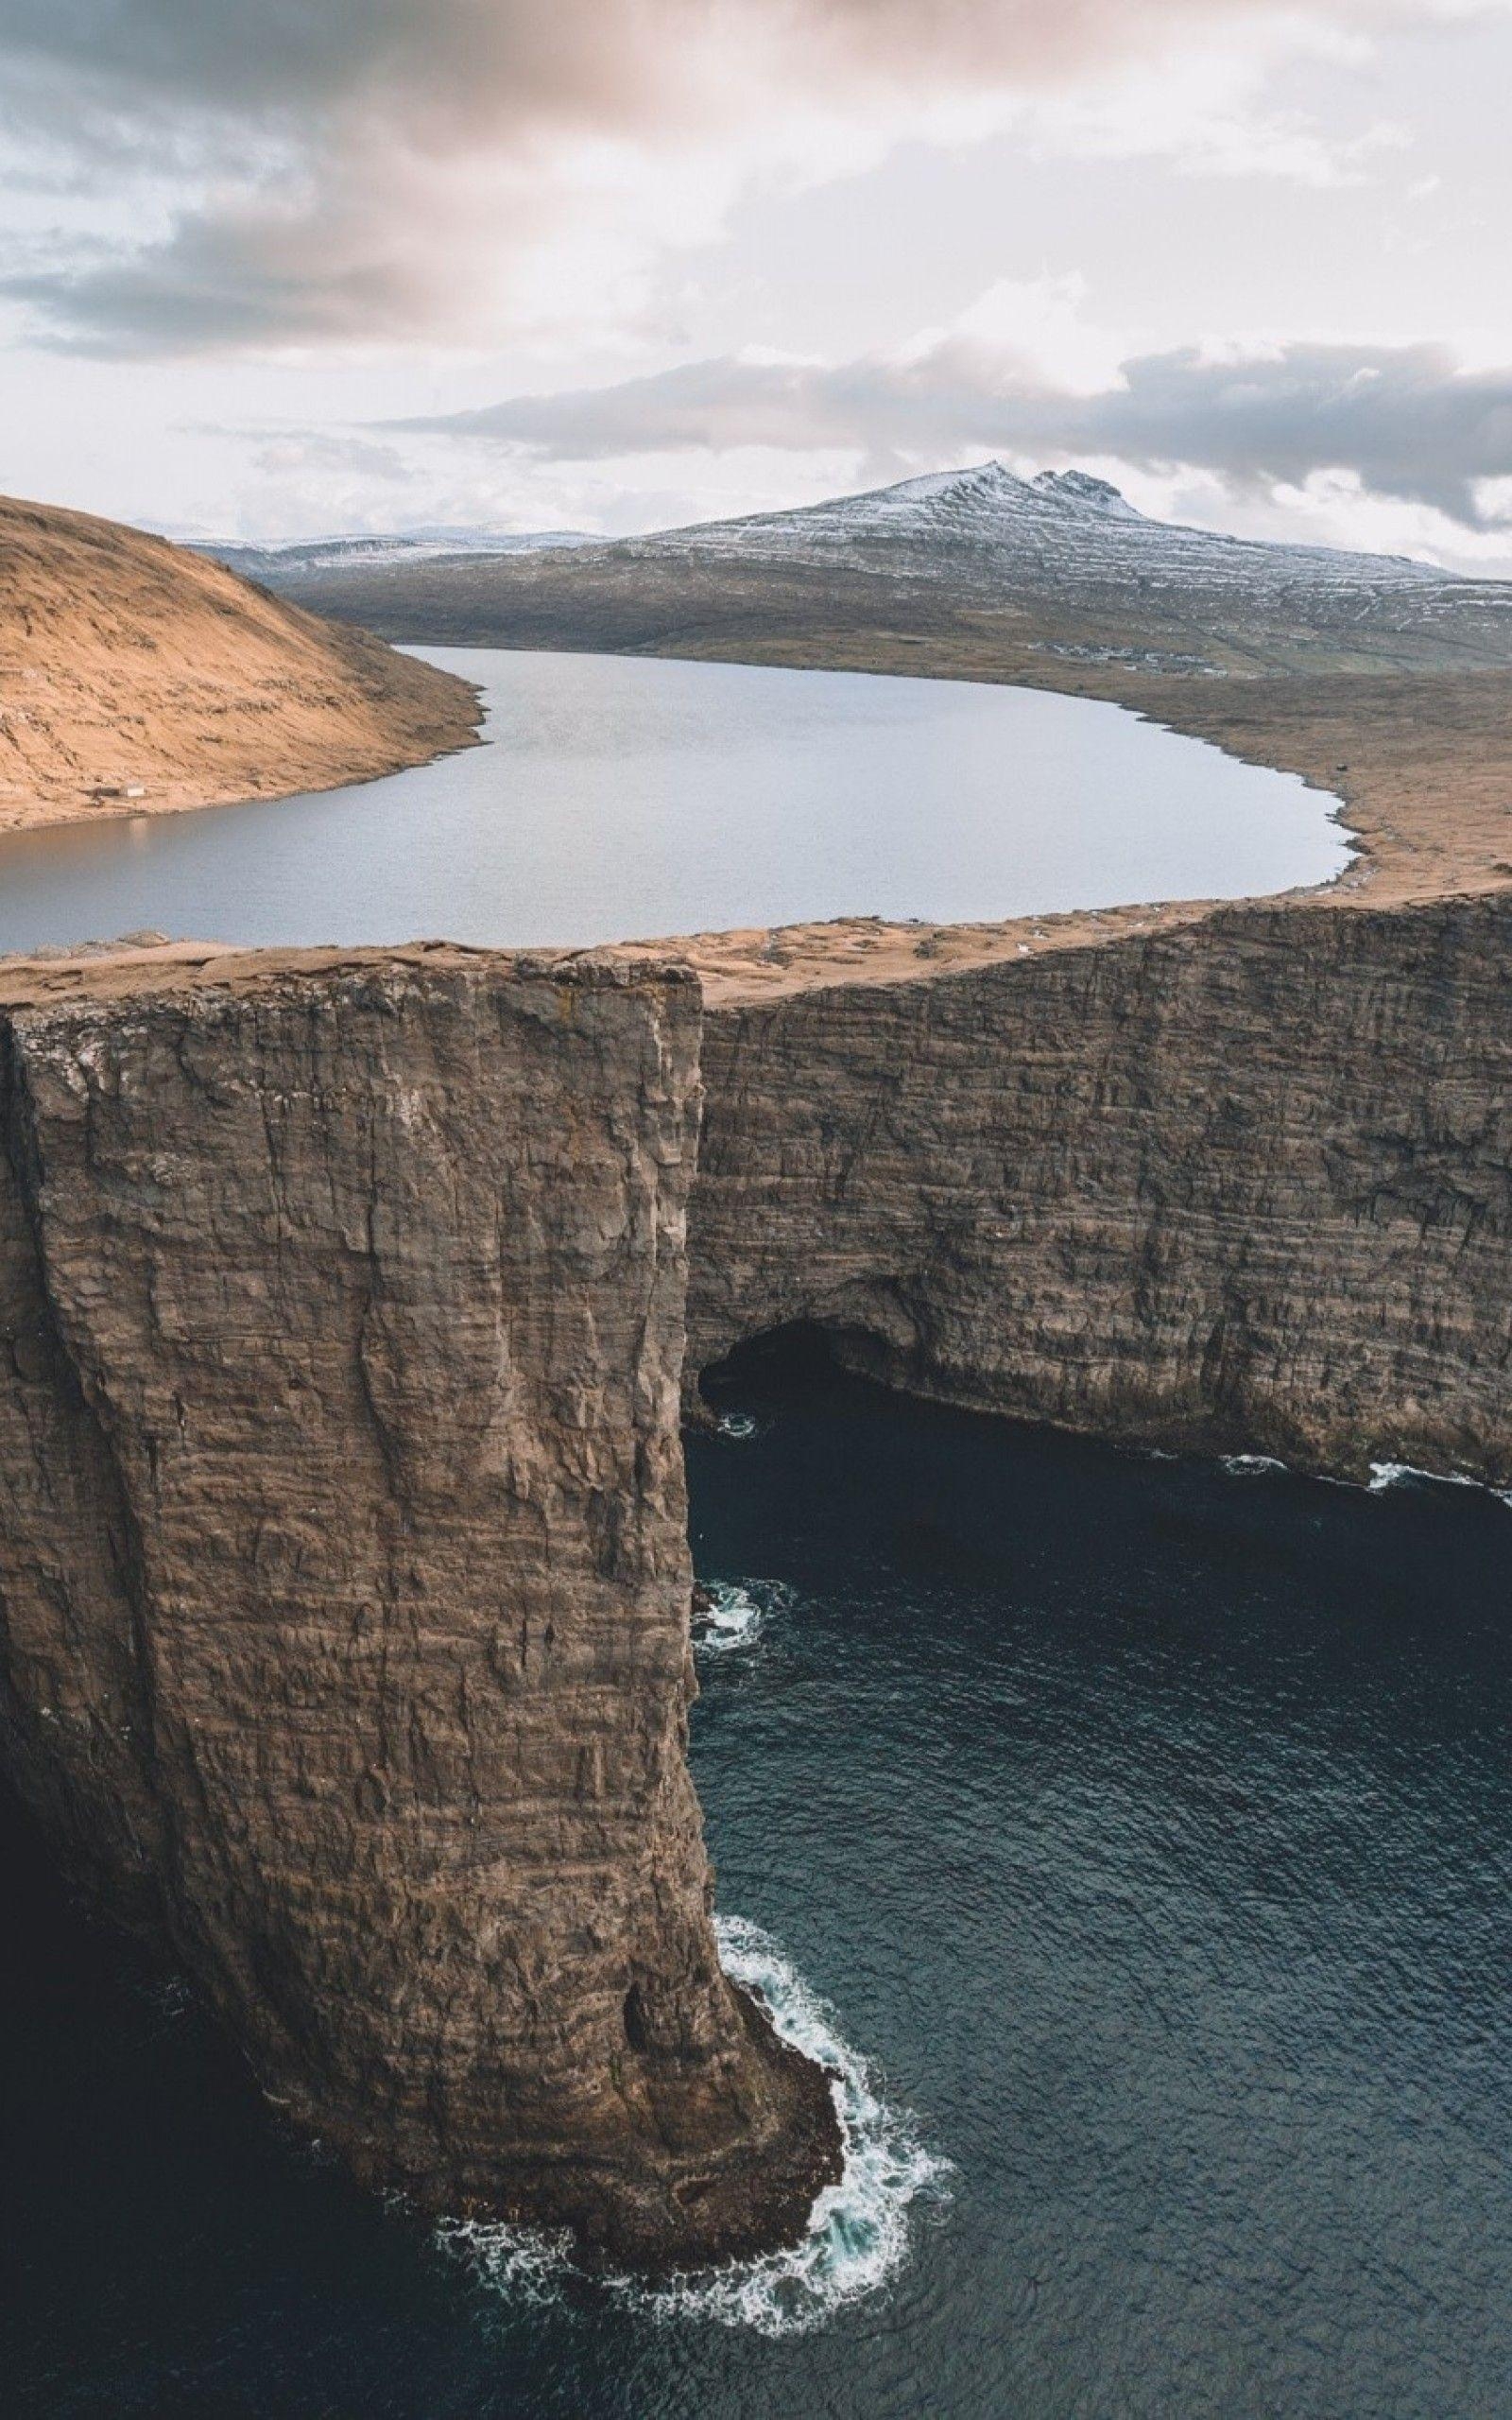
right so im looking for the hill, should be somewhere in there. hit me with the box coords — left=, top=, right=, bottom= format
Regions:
left=195, top=527, right=593, bottom=582
left=0, top=494, right=478, bottom=833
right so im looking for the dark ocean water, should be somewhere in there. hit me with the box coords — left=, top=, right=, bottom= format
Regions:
left=6, top=1357, right=1512, bottom=2417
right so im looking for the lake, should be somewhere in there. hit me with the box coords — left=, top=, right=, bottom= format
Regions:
left=0, top=648, right=1349, bottom=954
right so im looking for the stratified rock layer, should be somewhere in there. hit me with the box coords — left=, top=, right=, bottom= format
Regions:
left=689, top=896, right=1512, bottom=1482
left=8, top=885, right=1512, bottom=2265
left=0, top=945, right=839, bottom=2268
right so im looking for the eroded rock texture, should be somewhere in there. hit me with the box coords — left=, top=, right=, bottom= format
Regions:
left=9, top=887, right=1511, bottom=2266
left=690, top=898, right=1512, bottom=1483
left=0, top=947, right=838, bottom=2268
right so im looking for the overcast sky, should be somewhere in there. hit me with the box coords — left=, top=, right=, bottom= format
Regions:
left=5, top=0, right=1512, bottom=563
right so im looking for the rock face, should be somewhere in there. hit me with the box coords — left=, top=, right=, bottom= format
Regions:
left=0, top=945, right=838, bottom=2268
left=688, top=896, right=1512, bottom=1483
left=7, top=887, right=1512, bottom=2268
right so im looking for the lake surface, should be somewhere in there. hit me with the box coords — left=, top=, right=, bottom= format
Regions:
left=7, top=1355, right=1511, bottom=2417
left=0, top=648, right=1349, bottom=953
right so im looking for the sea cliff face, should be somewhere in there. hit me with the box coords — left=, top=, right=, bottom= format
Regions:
left=5, top=887, right=1512, bottom=2270
left=0, top=946, right=839, bottom=2268
left=689, top=895, right=1512, bottom=1484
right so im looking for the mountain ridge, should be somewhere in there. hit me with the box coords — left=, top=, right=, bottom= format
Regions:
left=266, top=457, right=1512, bottom=680
left=197, top=527, right=595, bottom=581
left=645, top=458, right=1449, bottom=596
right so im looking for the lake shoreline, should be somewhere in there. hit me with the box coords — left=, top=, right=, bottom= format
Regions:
left=0, top=646, right=1351, bottom=960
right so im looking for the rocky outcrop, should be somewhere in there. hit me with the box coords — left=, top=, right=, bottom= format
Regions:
left=0, top=944, right=839, bottom=2269
left=688, top=894, right=1512, bottom=1484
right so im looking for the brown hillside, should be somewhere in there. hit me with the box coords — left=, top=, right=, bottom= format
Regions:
left=0, top=495, right=479, bottom=833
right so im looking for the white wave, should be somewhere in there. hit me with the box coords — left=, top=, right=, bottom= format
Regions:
left=435, top=2212, right=573, bottom=2307
left=692, top=1578, right=792, bottom=1657
left=438, top=1914, right=951, bottom=2339
left=1217, top=1450, right=1512, bottom=1511
left=625, top=1914, right=953, bottom=2338
left=1368, top=1460, right=1425, bottom=1493
left=714, top=1409, right=765, bottom=1441
left=1367, top=1459, right=1509, bottom=1502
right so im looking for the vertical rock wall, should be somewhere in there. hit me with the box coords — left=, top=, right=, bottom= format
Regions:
left=689, top=898, right=1512, bottom=1482
left=0, top=947, right=837, bottom=2268
left=11, top=888, right=1511, bottom=2269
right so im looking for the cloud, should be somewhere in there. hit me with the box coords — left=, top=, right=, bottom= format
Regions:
left=0, top=0, right=1493, bottom=353
left=1056, top=341, right=1512, bottom=523
left=389, top=316, right=1512, bottom=527
left=0, top=0, right=1409, bottom=137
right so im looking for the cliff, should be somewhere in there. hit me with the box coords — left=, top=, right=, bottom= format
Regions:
left=0, top=494, right=479, bottom=833
left=687, top=892, right=1512, bottom=1483
left=6, top=606, right=1512, bottom=2275
left=4, top=884, right=1512, bottom=2270
left=0, top=942, right=838, bottom=2268
left=9, top=453, right=1512, bottom=2276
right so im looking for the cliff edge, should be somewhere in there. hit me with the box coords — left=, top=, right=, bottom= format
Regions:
left=686, top=894, right=1512, bottom=1485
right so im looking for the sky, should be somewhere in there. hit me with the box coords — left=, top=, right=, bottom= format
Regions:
left=4, top=0, right=1512, bottom=565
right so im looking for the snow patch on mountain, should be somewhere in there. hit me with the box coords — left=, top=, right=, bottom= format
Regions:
left=198, top=528, right=594, bottom=580
left=645, top=458, right=1464, bottom=605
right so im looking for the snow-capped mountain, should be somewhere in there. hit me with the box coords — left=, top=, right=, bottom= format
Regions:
left=197, top=527, right=593, bottom=583
left=650, top=461, right=1441, bottom=598
left=246, top=460, right=1512, bottom=678
left=574, top=458, right=1507, bottom=670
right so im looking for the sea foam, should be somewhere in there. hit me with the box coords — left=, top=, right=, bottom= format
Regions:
left=630, top=1914, right=953, bottom=2336
left=1368, top=1459, right=1480, bottom=1495
left=692, top=1578, right=792, bottom=1657
left=1215, top=1449, right=1512, bottom=1511
left=438, top=1913, right=951, bottom=2338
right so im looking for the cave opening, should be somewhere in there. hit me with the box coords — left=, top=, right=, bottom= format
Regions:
left=694, top=1312, right=935, bottom=1437
left=696, top=1320, right=841, bottom=1409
